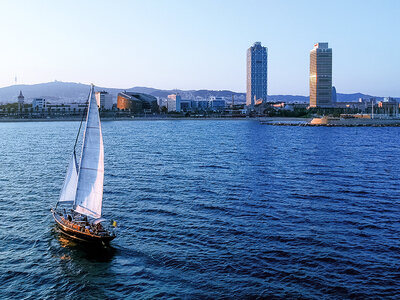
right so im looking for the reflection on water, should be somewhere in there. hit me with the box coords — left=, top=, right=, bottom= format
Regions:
left=51, top=226, right=117, bottom=262
left=58, top=234, right=77, bottom=249
left=46, top=226, right=118, bottom=299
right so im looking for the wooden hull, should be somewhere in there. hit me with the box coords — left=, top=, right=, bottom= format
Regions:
left=52, top=210, right=115, bottom=244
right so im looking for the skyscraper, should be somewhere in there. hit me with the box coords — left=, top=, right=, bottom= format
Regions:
left=246, top=42, right=268, bottom=108
left=309, top=42, right=332, bottom=107
left=332, top=86, right=337, bottom=104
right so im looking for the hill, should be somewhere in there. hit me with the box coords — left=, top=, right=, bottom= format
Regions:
left=0, top=81, right=395, bottom=104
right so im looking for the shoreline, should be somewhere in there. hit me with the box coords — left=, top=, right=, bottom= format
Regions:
left=2, top=116, right=400, bottom=127
left=0, top=116, right=253, bottom=123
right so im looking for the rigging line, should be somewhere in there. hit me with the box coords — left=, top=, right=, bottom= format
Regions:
left=73, top=90, right=90, bottom=154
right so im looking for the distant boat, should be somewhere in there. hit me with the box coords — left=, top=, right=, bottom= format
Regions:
left=51, top=85, right=116, bottom=244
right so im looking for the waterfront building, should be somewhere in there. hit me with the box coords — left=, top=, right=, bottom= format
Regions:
left=164, top=95, right=227, bottom=113
left=46, top=103, right=87, bottom=113
left=378, top=98, right=399, bottom=117
left=167, top=94, right=198, bottom=113
left=383, top=97, right=396, bottom=102
left=182, top=100, right=198, bottom=112
left=246, top=42, right=268, bottom=108
left=358, top=97, right=376, bottom=104
left=309, top=43, right=333, bottom=107
left=167, top=94, right=181, bottom=112
left=355, top=97, right=376, bottom=113
left=157, top=98, right=169, bottom=112
left=332, top=86, right=337, bottom=104
left=17, top=91, right=24, bottom=111
left=117, top=91, right=158, bottom=113
left=208, top=96, right=226, bottom=111
left=32, top=98, right=46, bottom=110
left=197, top=100, right=209, bottom=111
left=95, top=91, right=113, bottom=110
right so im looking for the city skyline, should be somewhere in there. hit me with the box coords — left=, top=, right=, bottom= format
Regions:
left=0, top=0, right=399, bottom=96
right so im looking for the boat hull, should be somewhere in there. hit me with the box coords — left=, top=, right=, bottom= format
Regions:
left=52, top=209, right=115, bottom=244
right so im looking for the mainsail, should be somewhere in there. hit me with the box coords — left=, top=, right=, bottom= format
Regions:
left=73, top=85, right=104, bottom=219
left=58, top=153, right=78, bottom=204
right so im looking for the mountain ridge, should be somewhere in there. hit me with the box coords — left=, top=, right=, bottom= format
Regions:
left=0, top=81, right=396, bottom=104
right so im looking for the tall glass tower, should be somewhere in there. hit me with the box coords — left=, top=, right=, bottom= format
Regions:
left=309, top=42, right=332, bottom=107
left=246, top=42, right=268, bottom=108
left=332, top=86, right=337, bottom=104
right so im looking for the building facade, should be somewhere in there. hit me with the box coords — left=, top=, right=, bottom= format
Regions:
left=45, top=103, right=87, bottom=113
left=166, top=94, right=202, bottom=113
left=95, top=91, right=113, bottom=110
left=32, top=98, right=46, bottom=110
left=208, top=96, right=226, bottom=111
left=165, top=94, right=227, bottom=113
left=167, top=94, right=181, bottom=112
left=332, top=86, right=337, bottom=104
left=246, top=42, right=268, bottom=108
left=117, top=93, right=131, bottom=110
left=197, top=100, right=209, bottom=110
left=117, top=91, right=158, bottom=113
left=310, top=42, right=333, bottom=107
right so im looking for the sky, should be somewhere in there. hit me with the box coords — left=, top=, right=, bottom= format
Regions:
left=0, top=0, right=399, bottom=96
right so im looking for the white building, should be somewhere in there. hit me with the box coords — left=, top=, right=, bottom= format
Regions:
left=32, top=98, right=46, bottom=110
left=166, top=94, right=228, bottom=112
left=95, top=91, right=113, bottom=110
left=157, top=98, right=167, bottom=108
left=167, top=94, right=181, bottom=112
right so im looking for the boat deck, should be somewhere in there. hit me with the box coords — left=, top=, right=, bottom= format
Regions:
left=52, top=209, right=115, bottom=243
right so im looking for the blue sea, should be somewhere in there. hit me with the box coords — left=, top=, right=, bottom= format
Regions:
left=1, top=120, right=400, bottom=299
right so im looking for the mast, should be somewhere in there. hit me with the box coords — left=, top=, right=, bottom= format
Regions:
left=73, top=84, right=104, bottom=219
left=56, top=92, right=90, bottom=209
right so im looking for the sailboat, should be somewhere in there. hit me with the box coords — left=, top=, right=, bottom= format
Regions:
left=51, top=85, right=116, bottom=244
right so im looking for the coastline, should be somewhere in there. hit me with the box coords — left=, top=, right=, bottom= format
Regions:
left=0, top=116, right=253, bottom=123
left=2, top=116, right=400, bottom=127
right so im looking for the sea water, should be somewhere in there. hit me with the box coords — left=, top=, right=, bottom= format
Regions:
left=0, top=120, right=399, bottom=298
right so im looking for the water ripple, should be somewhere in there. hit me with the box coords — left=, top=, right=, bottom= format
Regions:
left=1, top=121, right=400, bottom=298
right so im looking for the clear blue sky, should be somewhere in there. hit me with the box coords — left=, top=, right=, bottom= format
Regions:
left=0, top=0, right=399, bottom=96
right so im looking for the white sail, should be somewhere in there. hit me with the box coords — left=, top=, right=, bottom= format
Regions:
left=58, top=153, right=78, bottom=204
left=74, top=85, right=104, bottom=219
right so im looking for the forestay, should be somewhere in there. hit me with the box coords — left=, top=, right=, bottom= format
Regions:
left=73, top=85, right=104, bottom=219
